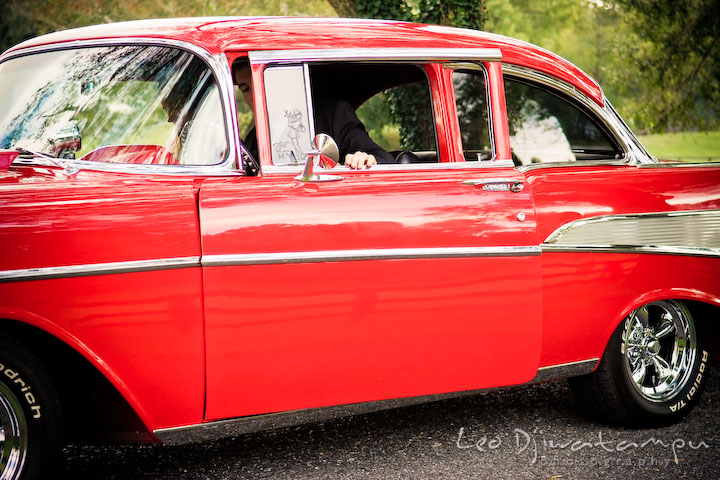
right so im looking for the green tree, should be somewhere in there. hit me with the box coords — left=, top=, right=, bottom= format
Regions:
left=327, top=0, right=486, bottom=149
left=611, top=0, right=720, bottom=132
left=0, top=0, right=36, bottom=51
left=1, top=0, right=335, bottom=44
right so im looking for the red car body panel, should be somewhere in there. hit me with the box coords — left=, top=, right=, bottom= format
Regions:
left=525, top=165, right=720, bottom=367
left=0, top=169, right=205, bottom=430
left=199, top=167, right=541, bottom=419
left=0, top=17, right=718, bottom=441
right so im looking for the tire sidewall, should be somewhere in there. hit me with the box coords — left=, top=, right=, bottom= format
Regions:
left=0, top=336, right=62, bottom=480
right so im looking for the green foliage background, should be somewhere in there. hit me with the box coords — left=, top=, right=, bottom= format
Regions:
left=1, top=0, right=718, bottom=135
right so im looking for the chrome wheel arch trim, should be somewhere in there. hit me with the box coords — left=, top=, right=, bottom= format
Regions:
left=543, top=209, right=720, bottom=258
left=0, top=38, right=241, bottom=176
left=153, top=358, right=597, bottom=446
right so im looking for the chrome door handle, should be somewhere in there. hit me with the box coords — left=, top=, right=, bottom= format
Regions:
left=463, top=178, right=525, bottom=193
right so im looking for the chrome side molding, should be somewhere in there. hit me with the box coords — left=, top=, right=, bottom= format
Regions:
left=0, top=257, right=201, bottom=283
left=202, top=246, right=541, bottom=267
left=544, top=210, right=720, bottom=258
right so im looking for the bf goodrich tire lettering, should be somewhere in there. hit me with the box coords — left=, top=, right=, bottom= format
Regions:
left=0, top=335, right=62, bottom=480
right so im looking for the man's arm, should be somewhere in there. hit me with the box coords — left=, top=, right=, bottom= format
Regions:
left=314, top=100, right=395, bottom=167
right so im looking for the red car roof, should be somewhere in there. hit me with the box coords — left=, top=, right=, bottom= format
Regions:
left=7, top=17, right=604, bottom=105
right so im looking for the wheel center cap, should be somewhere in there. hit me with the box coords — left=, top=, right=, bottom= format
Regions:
left=647, top=339, right=661, bottom=355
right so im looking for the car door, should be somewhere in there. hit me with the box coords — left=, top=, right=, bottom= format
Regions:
left=200, top=52, right=542, bottom=421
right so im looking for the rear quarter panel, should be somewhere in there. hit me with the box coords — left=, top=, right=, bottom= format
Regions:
left=526, top=164, right=720, bottom=367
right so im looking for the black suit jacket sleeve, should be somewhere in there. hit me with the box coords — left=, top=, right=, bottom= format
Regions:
left=313, top=100, right=395, bottom=164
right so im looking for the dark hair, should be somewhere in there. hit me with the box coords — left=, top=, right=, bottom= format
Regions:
left=231, top=58, right=250, bottom=84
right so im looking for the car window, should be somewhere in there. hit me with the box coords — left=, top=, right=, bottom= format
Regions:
left=0, top=46, right=228, bottom=166
left=355, top=80, right=436, bottom=159
left=263, top=65, right=314, bottom=165
left=311, top=63, right=437, bottom=164
left=504, top=77, right=621, bottom=164
left=453, top=69, right=492, bottom=161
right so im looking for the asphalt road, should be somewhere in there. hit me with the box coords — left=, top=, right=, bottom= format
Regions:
left=63, top=369, right=719, bottom=479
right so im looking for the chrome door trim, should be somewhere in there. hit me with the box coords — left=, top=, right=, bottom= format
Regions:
left=543, top=210, right=720, bottom=258
left=0, top=257, right=201, bottom=283
left=0, top=247, right=540, bottom=282
left=0, top=39, right=240, bottom=176
left=202, top=246, right=541, bottom=267
left=262, top=159, right=516, bottom=175
left=249, top=48, right=502, bottom=64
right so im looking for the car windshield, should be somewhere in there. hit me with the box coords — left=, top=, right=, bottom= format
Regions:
left=0, top=45, right=228, bottom=166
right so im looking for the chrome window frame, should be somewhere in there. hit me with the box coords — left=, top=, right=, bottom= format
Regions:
left=261, top=63, right=317, bottom=166
left=250, top=48, right=507, bottom=174
left=445, top=62, right=497, bottom=161
left=0, top=38, right=243, bottom=177
left=249, top=48, right=502, bottom=64
left=501, top=64, right=655, bottom=171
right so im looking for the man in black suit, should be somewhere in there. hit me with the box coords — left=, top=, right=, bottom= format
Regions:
left=234, top=62, right=393, bottom=168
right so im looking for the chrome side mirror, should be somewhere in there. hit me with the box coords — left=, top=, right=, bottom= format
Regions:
left=295, top=134, right=343, bottom=183
left=314, top=133, right=339, bottom=169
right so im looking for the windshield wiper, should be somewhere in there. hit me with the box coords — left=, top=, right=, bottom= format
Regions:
left=15, top=148, right=80, bottom=176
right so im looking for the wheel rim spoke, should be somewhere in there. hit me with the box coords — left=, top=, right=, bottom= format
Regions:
left=631, top=359, right=647, bottom=384
left=0, top=382, right=28, bottom=480
left=651, top=355, right=672, bottom=380
left=622, top=301, right=700, bottom=402
left=655, top=320, right=675, bottom=339
left=634, top=307, right=650, bottom=327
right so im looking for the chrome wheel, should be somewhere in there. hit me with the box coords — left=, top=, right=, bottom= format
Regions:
left=0, top=382, right=28, bottom=480
left=622, top=300, right=696, bottom=402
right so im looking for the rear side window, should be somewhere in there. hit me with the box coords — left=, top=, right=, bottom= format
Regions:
left=313, top=62, right=437, bottom=163
left=453, top=69, right=492, bottom=161
left=504, top=77, right=621, bottom=164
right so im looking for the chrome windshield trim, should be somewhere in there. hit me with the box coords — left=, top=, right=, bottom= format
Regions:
left=530, top=358, right=599, bottom=383
left=0, top=257, right=201, bottom=283
left=544, top=210, right=720, bottom=257
left=0, top=39, right=240, bottom=176
left=249, top=48, right=502, bottom=64
left=203, top=246, right=541, bottom=267
left=263, top=159, right=516, bottom=175
left=501, top=64, right=654, bottom=166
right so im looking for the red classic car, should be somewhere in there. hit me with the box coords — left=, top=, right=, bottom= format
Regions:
left=0, top=17, right=718, bottom=479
